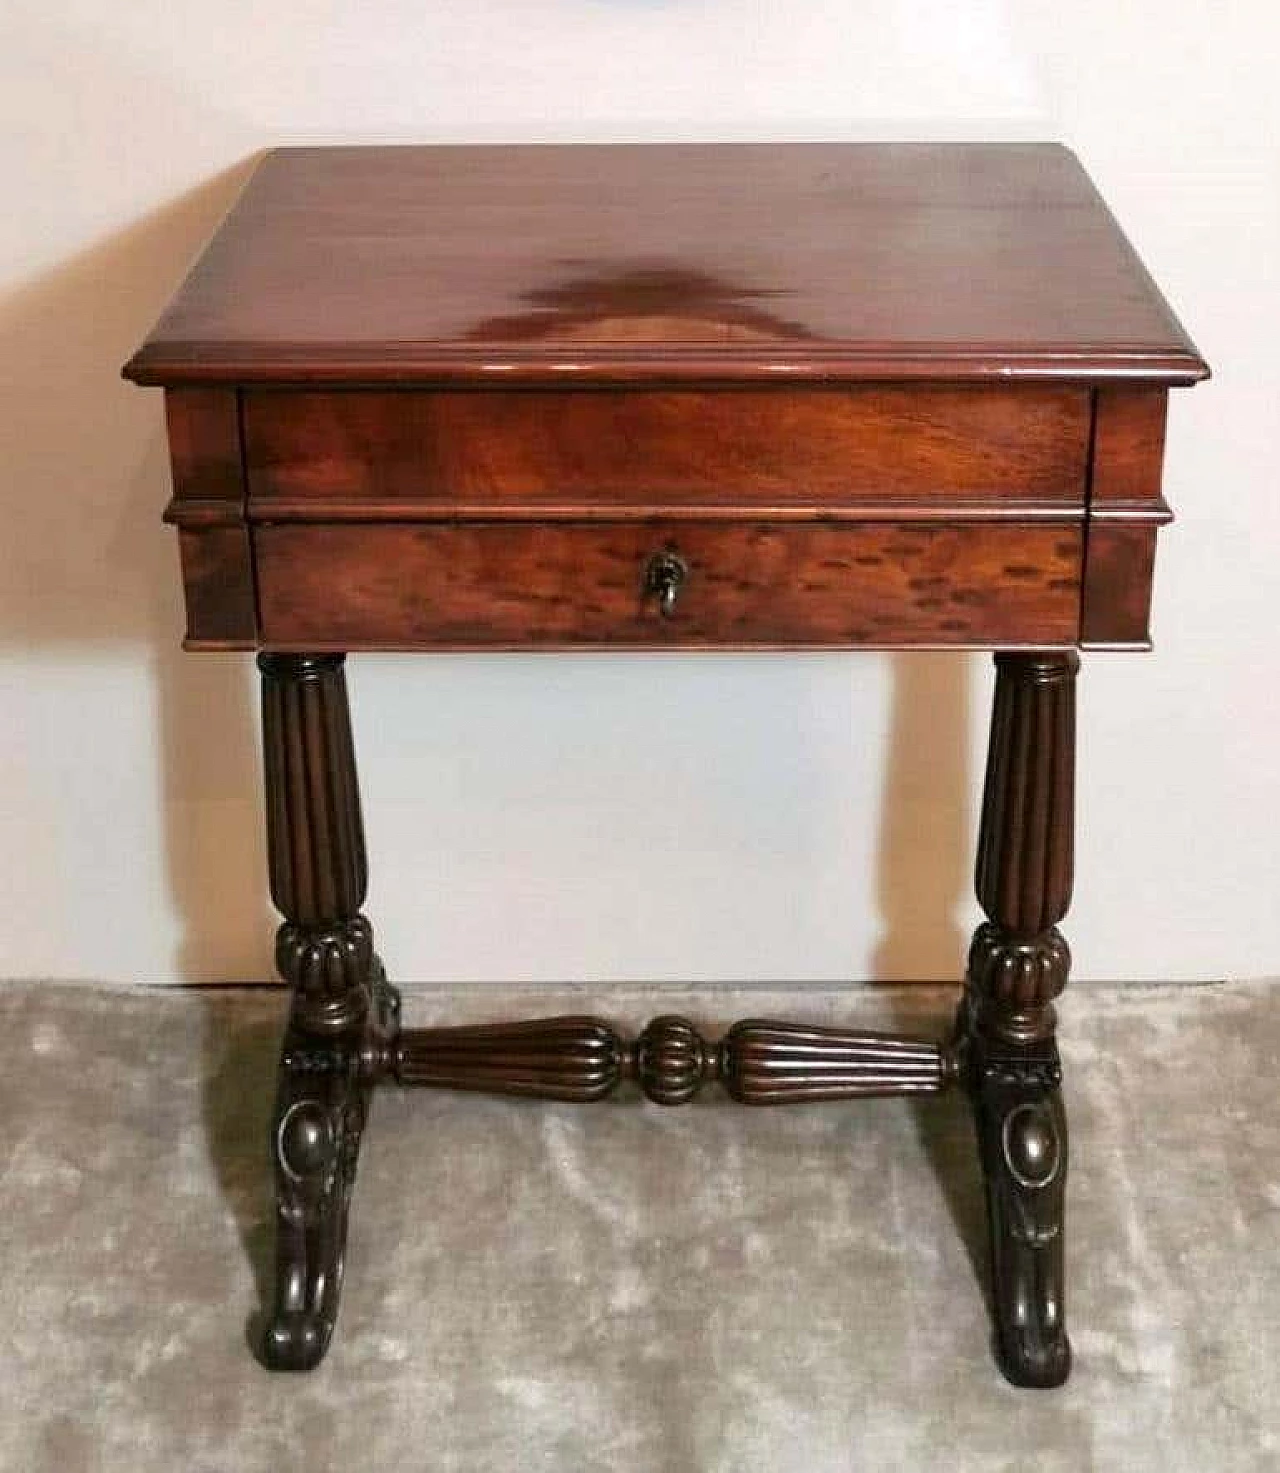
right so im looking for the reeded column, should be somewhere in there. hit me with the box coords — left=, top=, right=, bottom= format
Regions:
left=970, top=651, right=1077, bottom=1044
left=260, top=653, right=373, bottom=1033
left=962, top=651, right=1077, bottom=1389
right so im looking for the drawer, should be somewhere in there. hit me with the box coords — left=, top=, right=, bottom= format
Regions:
left=254, top=521, right=1082, bottom=650
left=243, top=386, right=1090, bottom=517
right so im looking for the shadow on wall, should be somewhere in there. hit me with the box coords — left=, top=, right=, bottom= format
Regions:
left=874, top=653, right=973, bottom=981
left=0, top=161, right=270, bottom=981
left=0, top=159, right=977, bottom=988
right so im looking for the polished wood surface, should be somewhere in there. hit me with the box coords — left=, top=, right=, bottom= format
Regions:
left=257, top=653, right=389, bottom=1369
left=165, top=379, right=1166, bottom=650
left=136, top=144, right=1204, bottom=653
left=243, top=384, right=1090, bottom=516
left=157, top=377, right=1176, bottom=652
left=124, top=143, right=1208, bottom=1383
left=123, top=143, right=1206, bottom=387
left=391, top=1013, right=955, bottom=1106
left=1080, top=387, right=1172, bottom=646
left=163, top=388, right=256, bottom=645
left=254, top=521, right=1081, bottom=650
left=959, top=651, right=1079, bottom=1387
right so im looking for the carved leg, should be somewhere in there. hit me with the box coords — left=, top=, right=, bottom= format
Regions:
left=960, top=652, right=1077, bottom=1388
left=258, top=653, right=391, bottom=1371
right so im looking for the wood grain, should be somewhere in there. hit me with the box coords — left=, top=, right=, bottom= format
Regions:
left=244, top=385, right=1090, bottom=515
left=164, top=388, right=244, bottom=508
left=162, top=388, right=256, bottom=644
left=1080, top=387, right=1172, bottom=647
left=253, top=520, right=1082, bottom=649
left=176, top=526, right=257, bottom=646
left=1090, top=387, right=1168, bottom=505
left=1080, top=522, right=1160, bottom=648
left=123, top=144, right=1207, bottom=387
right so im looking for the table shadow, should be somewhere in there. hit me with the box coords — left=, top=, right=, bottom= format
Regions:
left=875, top=651, right=989, bottom=1292
left=0, top=159, right=268, bottom=984
left=0, top=161, right=282, bottom=1350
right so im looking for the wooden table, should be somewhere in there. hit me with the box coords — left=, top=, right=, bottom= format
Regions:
left=125, top=143, right=1207, bottom=1386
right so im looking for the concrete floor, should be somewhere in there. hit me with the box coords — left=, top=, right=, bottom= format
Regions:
left=1, top=979, right=1277, bottom=1472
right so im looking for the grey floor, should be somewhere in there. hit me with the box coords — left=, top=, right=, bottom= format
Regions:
left=2, top=979, right=1278, bottom=1473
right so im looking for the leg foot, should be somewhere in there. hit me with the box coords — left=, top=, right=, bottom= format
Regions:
left=262, top=1029, right=373, bottom=1371
left=964, top=1011, right=1070, bottom=1387
left=263, top=1313, right=328, bottom=1372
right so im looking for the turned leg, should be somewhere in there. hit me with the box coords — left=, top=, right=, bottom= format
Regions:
left=258, top=653, right=395, bottom=1371
left=960, top=651, right=1077, bottom=1388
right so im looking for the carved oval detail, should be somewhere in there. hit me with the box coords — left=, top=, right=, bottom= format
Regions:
left=1001, top=1102, right=1061, bottom=1189
left=278, top=1100, right=334, bottom=1181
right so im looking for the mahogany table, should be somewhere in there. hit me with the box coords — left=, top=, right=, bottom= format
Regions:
left=124, top=143, right=1207, bottom=1386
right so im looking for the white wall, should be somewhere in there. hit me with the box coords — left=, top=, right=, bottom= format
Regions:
left=2, top=1, right=1277, bottom=984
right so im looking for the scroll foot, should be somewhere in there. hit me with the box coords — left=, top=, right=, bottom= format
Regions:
left=261, top=1026, right=373, bottom=1371
left=966, top=1021, right=1071, bottom=1388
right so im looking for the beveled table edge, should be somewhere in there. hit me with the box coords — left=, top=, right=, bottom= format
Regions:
left=122, top=343, right=1210, bottom=388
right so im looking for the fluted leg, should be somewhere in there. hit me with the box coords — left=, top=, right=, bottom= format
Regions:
left=384, top=1013, right=956, bottom=1105
left=258, top=653, right=393, bottom=1370
left=393, top=1016, right=624, bottom=1100
left=721, top=1021, right=956, bottom=1102
left=961, top=652, right=1076, bottom=1388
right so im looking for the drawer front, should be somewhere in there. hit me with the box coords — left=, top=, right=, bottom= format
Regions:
left=255, top=521, right=1082, bottom=649
left=244, top=386, right=1090, bottom=517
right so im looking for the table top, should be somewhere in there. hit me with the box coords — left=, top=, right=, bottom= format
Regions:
left=124, top=143, right=1206, bottom=389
